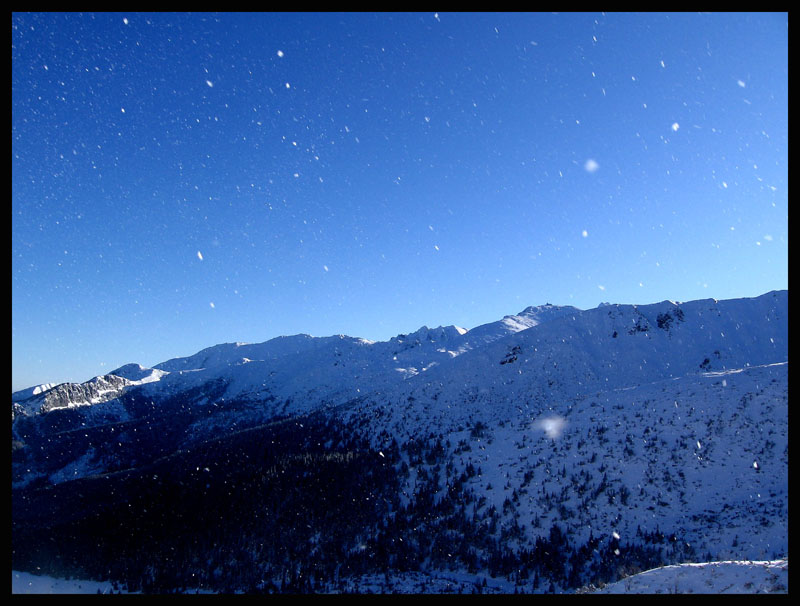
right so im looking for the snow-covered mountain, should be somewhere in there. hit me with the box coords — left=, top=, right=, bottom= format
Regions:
left=11, top=290, right=788, bottom=594
left=13, top=292, right=785, bottom=423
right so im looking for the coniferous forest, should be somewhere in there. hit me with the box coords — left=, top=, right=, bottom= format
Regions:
left=13, top=409, right=700, bottom=594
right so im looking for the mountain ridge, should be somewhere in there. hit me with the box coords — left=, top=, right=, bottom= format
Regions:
left=11, top=289, right=788, bottom=593
left=15, top=290, right=786, bottom=415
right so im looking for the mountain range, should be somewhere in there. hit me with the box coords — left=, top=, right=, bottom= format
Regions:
left=11, top=290, right=788, bottom=593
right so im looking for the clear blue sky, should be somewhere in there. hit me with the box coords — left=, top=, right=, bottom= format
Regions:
left=12, top=12, right=788, bottom=391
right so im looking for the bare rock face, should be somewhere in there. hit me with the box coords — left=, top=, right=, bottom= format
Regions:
left=13, top=374, right=131, bottom=418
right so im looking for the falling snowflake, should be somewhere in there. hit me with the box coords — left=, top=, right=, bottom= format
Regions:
left=532, top=415, right=567, bottom=440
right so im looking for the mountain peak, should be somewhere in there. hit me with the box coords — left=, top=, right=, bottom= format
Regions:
left=390, top=324, right=467, bottom=344
left=517, top=302, right=581, bottom=317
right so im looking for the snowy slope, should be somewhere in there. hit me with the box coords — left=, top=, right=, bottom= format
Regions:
left=11, top=290, right=788, bottom=592
left=12, top=291, right=785, bottom=421
left=591, top=559, right=788, bottom=594
left=12, top=558, right=788, bottom=594
left=12, top=570, right=121, bottom=594
left=341, top=359, right=788, bottom=560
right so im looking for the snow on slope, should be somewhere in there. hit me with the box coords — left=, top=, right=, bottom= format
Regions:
left=10, top=290, right=789, bottom=592
left=11, top=374, right=132, bottom=418
left=13, top=292, right=784, bottom=423
left=460, top=303, right=581, bottom=347
left=12, top=559, right=788, bottom=594
left=12, top=570, right=123, bottom=594
left=341, top=291, right=787, bottom=436
left=12, top=291, right=787, bottom=471
left=339, top=357, right=788, bottom=562
left=592, top=559, right=788, bottom=594
left=10, top=383, right=57, bottom=402
left=11, top=366, right=167, bottom=418
left=150, top=290, right=787, bottom=427
left=108, top=363, right=168, bottom=384
left=418, top=292, right=786, bottom=400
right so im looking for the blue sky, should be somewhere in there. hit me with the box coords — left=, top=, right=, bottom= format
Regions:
left=12, top=12, right=788, bottom=391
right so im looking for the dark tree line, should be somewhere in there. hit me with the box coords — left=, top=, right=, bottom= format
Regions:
left=13, top=405, right=697, bottom=593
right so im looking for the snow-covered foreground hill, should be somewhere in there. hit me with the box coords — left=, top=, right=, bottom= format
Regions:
left=13, top=559, right=788, bottom=594
left=12, top=570, right=128, bottom=594
left=11, top=291, right=787, bottom=593
left=592, top=558, right=788, bottom=594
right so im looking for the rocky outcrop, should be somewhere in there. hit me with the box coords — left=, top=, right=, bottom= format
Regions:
left=12, top=374, right=131, bottom=418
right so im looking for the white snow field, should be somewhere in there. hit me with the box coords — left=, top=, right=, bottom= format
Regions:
left=593, top=558, right=788, bottom=594
left=13, top=559, right=788, bottom=594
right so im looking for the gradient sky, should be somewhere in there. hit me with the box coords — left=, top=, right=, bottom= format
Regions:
left=12, top=12, right=788, bottom=391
